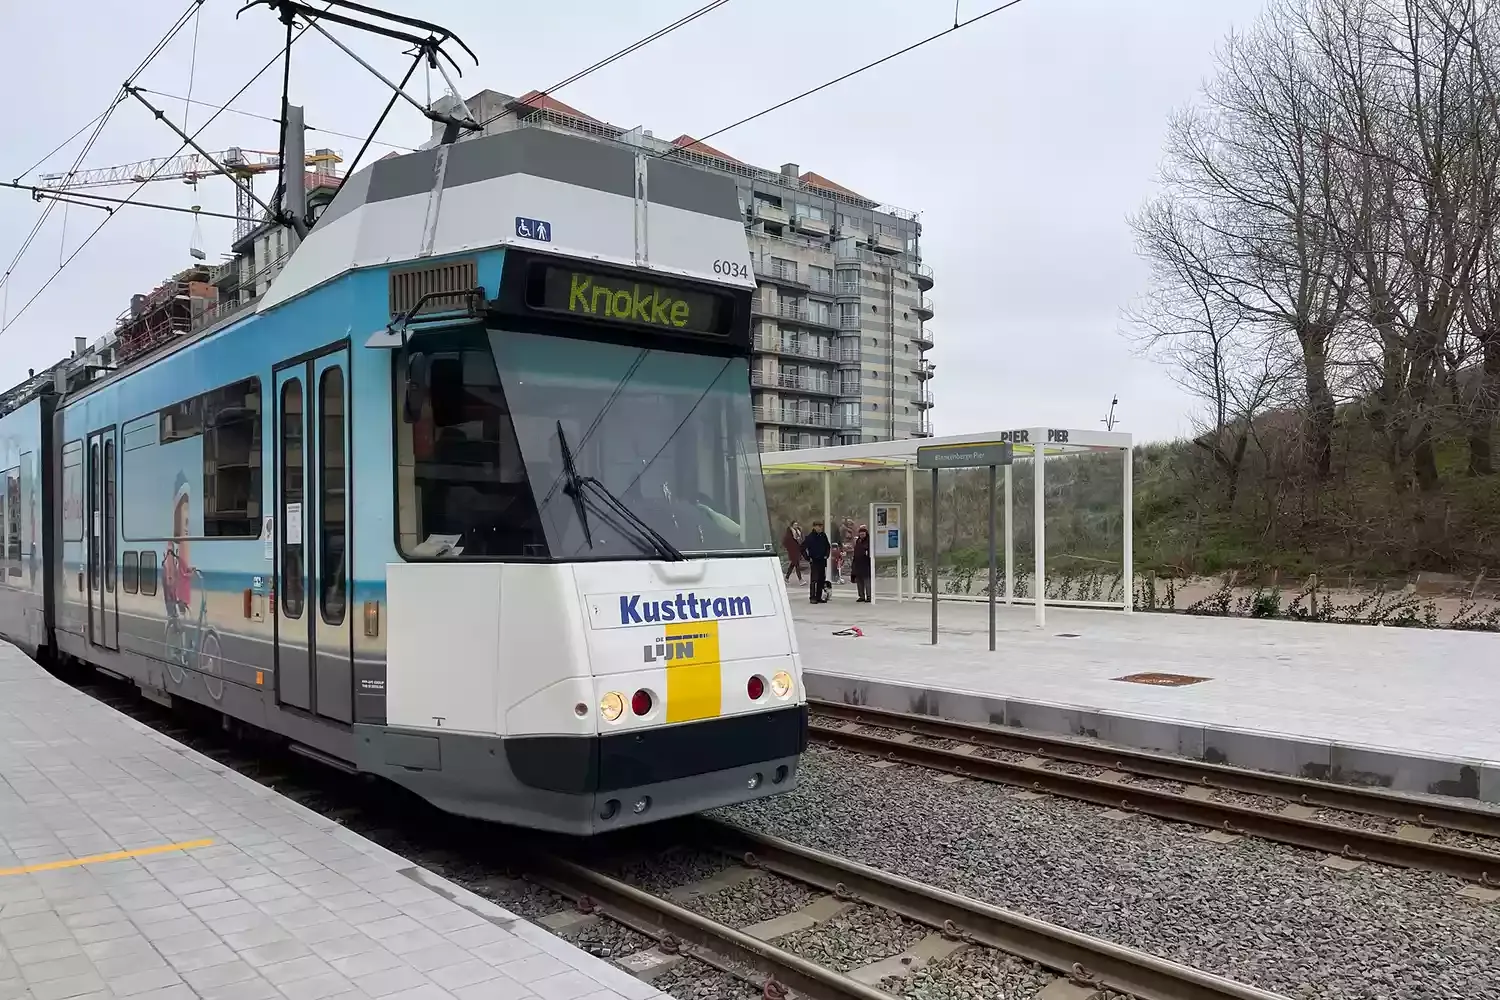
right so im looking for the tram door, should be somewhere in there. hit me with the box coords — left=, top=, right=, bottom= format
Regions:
left=273, top=347, right=353, bottom=722
left=86, top=427, right=119, bottom=651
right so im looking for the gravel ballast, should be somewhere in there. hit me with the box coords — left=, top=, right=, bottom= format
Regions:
left=717, top=745, right=1500, bottom=999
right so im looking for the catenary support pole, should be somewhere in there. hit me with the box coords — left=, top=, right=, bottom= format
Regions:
left=988, top=462, right=997, bottom=651
left=930, top=467, right=939, bottom=646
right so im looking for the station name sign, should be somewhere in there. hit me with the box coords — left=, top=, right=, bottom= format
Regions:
left=527, top=263, right=733, bottom=337
left=916, top=441, right=1014, bottom=470
left=997, top=428, right=1072, bottom=444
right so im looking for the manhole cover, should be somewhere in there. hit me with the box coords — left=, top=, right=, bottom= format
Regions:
left=1114, top=672, right=1211, bottom=687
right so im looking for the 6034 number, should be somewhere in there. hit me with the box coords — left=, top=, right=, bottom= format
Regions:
left=713, top=259, right=750, bottom=279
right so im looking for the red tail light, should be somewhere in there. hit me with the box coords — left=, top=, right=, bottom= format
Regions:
left=631, top=689, right=653, bottom=716
left=747, top=675, right=765, bottom=700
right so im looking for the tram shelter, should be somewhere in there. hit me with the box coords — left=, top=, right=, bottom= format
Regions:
left=760, top=427, right=1134, bottom=627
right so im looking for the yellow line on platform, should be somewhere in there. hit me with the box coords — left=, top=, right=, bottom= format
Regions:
left=0, top=838, right=214, bottom=877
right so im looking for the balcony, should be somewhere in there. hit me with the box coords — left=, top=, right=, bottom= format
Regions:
left=753, top=258, right=806, bottom=288
left=913, top=325, right=934, bottom=349
left=753, top=201, right=789, bottom=226
left=838, top=344, right=862, bottom=366
left=907, top=260, right=935, bottom=290
left=752, top=334, right=834, bottom=363
left=838, top=381, right=862, bottom=398
left=914, top=386, right=934, bottom=409
left=794, top=213, right=831, bottom=236
left=839, top=312, right=862, bottom=331
left=778, top=301, right=838, bottom=330
left=915, top=296, right=934, bottom=319
left=808, top=274, right=834, bottom=296
left=871, top=233, right=904, bottom=255
left=836, top=281, right=861, bottom=298
left=750, top=370, right=838, bottom=396
left=915, top=359, right=935, bottom=380
left=753, top=404, right=837, bottom=429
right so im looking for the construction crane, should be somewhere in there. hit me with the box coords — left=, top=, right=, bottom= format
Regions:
left=39, top=148, right=343, bottom=244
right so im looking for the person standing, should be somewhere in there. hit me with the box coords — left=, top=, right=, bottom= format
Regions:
left=782, top=522, right=804, bottom=582
left=802, top=520, right=831, bottom=603
left=852, top=524, right=872, bottom=602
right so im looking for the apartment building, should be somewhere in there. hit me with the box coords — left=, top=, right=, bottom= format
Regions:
left=425, top=90, right=937, bottom=448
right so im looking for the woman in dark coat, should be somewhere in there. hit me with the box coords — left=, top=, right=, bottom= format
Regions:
left=782, top=522, right=804, bottom=582
left=851, top=524, right=872, bottom=602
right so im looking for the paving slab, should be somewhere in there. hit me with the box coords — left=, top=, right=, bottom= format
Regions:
left=795, top=591, right=1500, bottom=803
left=0, top=640, right=672, bottom=1000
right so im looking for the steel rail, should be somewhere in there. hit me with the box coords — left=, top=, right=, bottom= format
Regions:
left=809, top=717, right=1500, bottom=884
left=809, top=699, right=1500, bottom=838
left=522, top=851, right=892, bottom=1000
left=696, top=819, right=1292, bottom=1000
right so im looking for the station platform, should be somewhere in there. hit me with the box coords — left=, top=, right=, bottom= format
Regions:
left=0, top=641, right=665, bottom=1000
left=793, top=589, right=1500, bottom=804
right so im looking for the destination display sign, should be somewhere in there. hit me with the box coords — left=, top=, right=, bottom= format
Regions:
left=526, top=263, right=734, bottom=337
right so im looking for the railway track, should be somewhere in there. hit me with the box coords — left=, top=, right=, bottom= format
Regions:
left=59, top=667, right=1294, bottom=1000
left=531, top=818, right=1292, bottom=1000
left=809, top=699, right=1500, bottom=885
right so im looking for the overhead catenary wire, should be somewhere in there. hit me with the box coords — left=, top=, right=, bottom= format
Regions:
left=134, top=89, right=416, bottom=151
left=475, top=0, right=736, bottom=131
left=658, top=0, right=1031, bottom=159
left=0, top=0, right=207, bottom=297
left=0, top=13, right=324, bottom=338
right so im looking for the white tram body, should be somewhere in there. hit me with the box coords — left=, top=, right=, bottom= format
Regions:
left=0, top=124, right=807, bottom=835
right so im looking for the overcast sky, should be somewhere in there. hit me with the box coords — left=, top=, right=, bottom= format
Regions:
left=0, top=0, right=1269, bottom=443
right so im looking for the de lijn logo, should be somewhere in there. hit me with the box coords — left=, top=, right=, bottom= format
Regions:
left=643, top=628, right=713, bottom=664
left=618, top=592, right=753, bottom=625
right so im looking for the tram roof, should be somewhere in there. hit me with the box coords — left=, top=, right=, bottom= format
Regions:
left=759, top=427, right=1133, bottom=474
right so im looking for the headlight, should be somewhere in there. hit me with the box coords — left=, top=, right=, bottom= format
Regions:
left=770, top=671, right=794, bottom=698
left=600, top=691, right=624, bottom=721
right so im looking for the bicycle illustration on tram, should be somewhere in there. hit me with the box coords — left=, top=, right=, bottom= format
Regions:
left=161, top=477, right=224, bottom=700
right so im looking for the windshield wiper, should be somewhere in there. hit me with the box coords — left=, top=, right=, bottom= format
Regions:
left=555, top=423, right=684, bottom=562
left=578, top=477, right=685, bottom=562
left=556, top=421, right=594, bottom=548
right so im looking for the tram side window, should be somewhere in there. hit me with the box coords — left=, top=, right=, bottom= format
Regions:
left=62, top=441, right=83, bottom=543
left=1, top=468, right=17, bottom=578
left=139, top=378, right=262, bottom=539
left=139, top=551, right=158, bottom=597
left=395, top=330, right=548, bottom=559
left=122, top=552, right=139, bottom=594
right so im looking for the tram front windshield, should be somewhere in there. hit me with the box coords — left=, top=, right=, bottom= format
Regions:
left=396, top=326, right=774, bottom=561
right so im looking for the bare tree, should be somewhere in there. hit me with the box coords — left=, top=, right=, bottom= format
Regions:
left=1148, top=11, right=1356, bottom=480
left=1128, top=200, right=1295, bottom=506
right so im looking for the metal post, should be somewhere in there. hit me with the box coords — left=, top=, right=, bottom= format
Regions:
left=905, top=465, right=915, bottom=602
left=1122, top=443, right=1134, bottom=613
left=988, top=463, right=997, bottom=651
left=1004, top=464, right=1013, bottom=605
left=822, top=471, right=831, bottom=541
left=930, top=468, right=939, bottom=646
left=1034, top=435, right=1046, bottom=629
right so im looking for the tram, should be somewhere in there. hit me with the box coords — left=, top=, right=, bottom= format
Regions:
left=0, top=124, right=808, bottom=834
